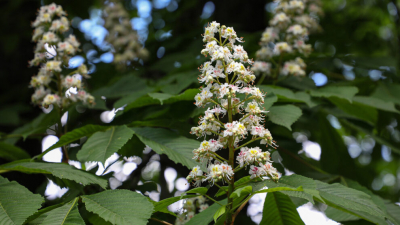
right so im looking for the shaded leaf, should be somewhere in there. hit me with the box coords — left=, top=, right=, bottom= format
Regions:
left=0, top=161, right=107, bottom=189
left=353, top=96, right=400, bottom=114
left=0, top=176, right=43, bottom=225
left=309, top=86, right=358, bottom=102
left=260, top=85, right=317, bottom=107
left=329, top=97, right=377, bottom=125
left=40, top=198, right=84, bottom=225
left=44, top=125, right=108, bottom=153
left=0, top=142, right=30, bottom=161
left=132, top=127, right=204, bottom=170
left=185, top=200, right=228, bottom=225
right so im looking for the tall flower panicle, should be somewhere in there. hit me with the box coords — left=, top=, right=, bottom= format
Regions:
left=252, top=0, right=323, bottom=80
left=186, top=22, right=280, bottom=189
left=103, top=0, right=149, bottom=71
left=30, top=3, right=95, bottom=109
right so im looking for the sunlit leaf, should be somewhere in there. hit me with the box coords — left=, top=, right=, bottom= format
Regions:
left=81, top=190, right=153, bottom=225
left=260, top=192, right=305, bottom=225
left=267, top=105, right=302, bottom=131
left=77, top=125, right=134, bottom=164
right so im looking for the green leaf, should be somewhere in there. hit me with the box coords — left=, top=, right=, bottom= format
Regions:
left=329, top=97, right=377, bottom=125
left=260, top=85, right=317, bottom=107
left=0, top=142, right=30, bottom=161
left=158, top=71, right=198, bottom=95
left=77, top=126, right=134, bottom=164
left=353, top=96, right=400, bottom=113
left=0, top=176, right=44, bottom=225
left=263, top=92, right=278, bottom=110
left=153, top=195, right=195, bottom=216
left=132, top=127, right=204, bottom=170
left=92, top=75, right=148, bottom=98
left=184, top=187, right=208, bottom=195
left=230, top=186, right=252, bottom=199
left=260, top=192, right=305, bottom=225
left=309, top=86, right=359, bottom=102
left=318, top=113, right=355, bottom=174
left=324, top=206, right=360, bottom=222
left=371, top=82, right=400, bottom=105
left=40, top=198, right=85, bottom=225
left=255, top=186, right=303, bottom=194
left=251, top=175, right=320, bottom=204
left=185, top=200, right=228, bottom=225
left=215, top=176, right=251, bottom=197
left=124, top=89, right=199, bottom=111
left=213, top=205, right=226, bottom=222
left=316, top=181, right=386, bottom=220
left=46, top=125, right=108, bottom=152
left=81, top=190, right=153, bottom=225
left=267, top=105, right=302, bottom=131
left=4, top=110, right=58, bottom=144
left=386, top=203, right=400, bottom=225
left=0, top=161, right=107, bottom=189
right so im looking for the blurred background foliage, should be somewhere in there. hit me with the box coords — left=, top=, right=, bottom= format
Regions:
left=1, top=0, right=400, bottom=224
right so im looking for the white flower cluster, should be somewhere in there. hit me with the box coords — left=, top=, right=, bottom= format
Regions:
left=175, top=196, right=209, bottom=225
left=29, top=3, right=95, bottom=109
left=103, top=0, right=149, bottom=71
left=187, top=22, right=280, bottom=187
left=252, top=0, right=323, bottom=78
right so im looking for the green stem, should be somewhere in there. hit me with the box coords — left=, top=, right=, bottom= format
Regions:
left=257, top=73, right=267, bottom=85
left=234, top=137, right=263, bottom=151
left=224, top=94, right=235, bottom=224
left=204, top=195, right=224, bottom=206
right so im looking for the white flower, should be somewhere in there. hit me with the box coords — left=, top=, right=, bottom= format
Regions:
left=65, top=87, right=78, bottom=98
left=274, top=42, right=293, bottom=55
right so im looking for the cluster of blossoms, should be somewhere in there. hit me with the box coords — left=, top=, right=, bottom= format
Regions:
left=103, top=0, right=149, bottom=71
left=175, top=196, right=209, bottom=225
left=252, top=0, right=323, bottom=79
left=186, top=22, right=280, bottom=188
left=29, top=3, right=94, bottom=109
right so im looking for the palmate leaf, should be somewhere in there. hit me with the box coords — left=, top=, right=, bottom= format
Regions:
left=267, top=105, right=302, bottom=131
left=31, top=198, right=85, bottom=225
left=0, top=176, right=43, bottom=225
left=0, top=142, right=30, bottom=161
left=132, top=127, right=204, bottom=170
left=309, top=85, right=359, bottom=102
left=81, top=190, right=153, bottom=225
left=260, top=192, right=305, bottom=225
left=0, top=161, right=107, bottom=189
left=77, top=125, right=134, bottom=164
